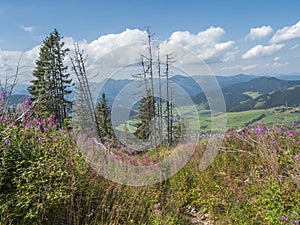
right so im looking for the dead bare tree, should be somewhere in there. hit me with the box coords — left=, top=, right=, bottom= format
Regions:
left=157, top=45, right=163, bottom=138
left=70, top=43, right=96, bottom=134
left=165, top=54, right=171, bottom=144
left=0, top=52, right=24, bottom=116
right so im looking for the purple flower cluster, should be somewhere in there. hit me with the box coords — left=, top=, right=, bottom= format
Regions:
left=288, top=130, right=298, bottom=137
left=256, top=165, right=263, bottom=170
left=53, top=136, right=59, bottom=142
left=25, top=123, right=31, bottom=129
left=25, top=97, right=31, bottom=106
left=280, top=216, right=299, bottom=223
left=270, top=140, right=278, bottom=145
left=281, top=216, right=288, bottom=221
left=1, top=116, right=11, bottom=122
left=154, top=202, right=161, bottom=210
left=255, top=127, right=265, bottom=135
left=33, top=117, right=47, bottom=126
left=27, top=114, right=58, bottom=134
left=4, top=138, right=11, bottom=147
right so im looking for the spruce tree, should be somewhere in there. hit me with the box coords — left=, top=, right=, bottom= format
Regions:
left=134, top=89, right=155, bottom=140
left=28, top=29, right=72, bottom=127
left=95, top=92, right=114, bottom=143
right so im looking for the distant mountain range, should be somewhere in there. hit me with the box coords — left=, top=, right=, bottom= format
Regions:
left=4, top=74, right=300, bottom=112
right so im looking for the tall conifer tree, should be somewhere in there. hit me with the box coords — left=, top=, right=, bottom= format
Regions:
left=28, top=29, right=72, bottom=127
left=95, top=93, right=114, bottom=143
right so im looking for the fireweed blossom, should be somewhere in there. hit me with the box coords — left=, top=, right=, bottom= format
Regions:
left=288, top=130, right=297, bottom=137
left=47, top=114, right=56, bottom=121
left=25, top=123, right=32, bottom=129
left=53, top=136, right=59, bottom=142
left=154, top=202, right=161, bottom=210
left=33, top=118, right=40, bottom=123
left=256, top=165, right=264, bottom=170
left=25, top=97, right=31, bottom=106
left=255, top=127, right=264, bottom=135
left=33, top=118, right=46, bottom=126
left=4, top=138, right=11, bottom=147
left=48, top=121, right=56, bottom=128
left=281, top=216, right=289, bottom=221
left=1, top=116, right=11, bottom=122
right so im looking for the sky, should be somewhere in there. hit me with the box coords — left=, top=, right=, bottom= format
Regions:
left=1, top=0, right=300, bottom=83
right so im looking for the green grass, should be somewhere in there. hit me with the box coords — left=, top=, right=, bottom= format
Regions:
left=260, top=107, right=300, bottom=126
left=243, top=91, right=261, bottom=99
left=226, top=109, right=270, bottom=128
left=115, top=106, right=300, bottom=135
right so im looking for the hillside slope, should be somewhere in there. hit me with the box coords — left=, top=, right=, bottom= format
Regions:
left=229, top=85, right=300, bottom=111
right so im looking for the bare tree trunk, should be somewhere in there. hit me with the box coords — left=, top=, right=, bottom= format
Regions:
left=157, top=45, right=163, bottom=138
left=165, top=54, right=170, bottom=145
left=146, top=28, right=156, bottom=146
left=170, top=88, right=173, bottom=145
left=0, top=52, right=21, bottom=116
left=141, top=56, right=148, bottom=93
left=71, top=43, right=96, bottom=134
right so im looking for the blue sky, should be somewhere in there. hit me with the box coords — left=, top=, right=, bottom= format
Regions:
left=1, top=0, right=300, bottom=79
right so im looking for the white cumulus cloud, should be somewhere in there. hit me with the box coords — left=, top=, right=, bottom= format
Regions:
left=87, top=28, right=146, bottom=55
left=0, top=46, right=40, bottom=83
left=242, top=44, right=284, bottom=59
left=270, top=20, right=300, bottom=43
left=167, top=27, right=235, bottom=62
left=245, top=25, right=273, bottom=41
left=0, top=28, right=149, bottom=82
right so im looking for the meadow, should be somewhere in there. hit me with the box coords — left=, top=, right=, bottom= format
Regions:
left=0, top=96, right=299, bottom=224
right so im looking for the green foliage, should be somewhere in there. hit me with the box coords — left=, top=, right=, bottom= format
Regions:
left=28, top=29, right=72, bottom=127
left=1, top=96, right=299, bottom=224
left=134, top=90, right=156, bottom=140
left=95, top=92, right=115, bottom=143
left=0, top=111, right=89, bottom=224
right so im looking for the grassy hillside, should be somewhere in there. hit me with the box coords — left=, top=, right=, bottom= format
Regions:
left=230, top=86, right=300, bottom=112
left=191, top=77, right=300, bottom=111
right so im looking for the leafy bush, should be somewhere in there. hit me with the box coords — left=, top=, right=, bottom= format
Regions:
left=0, top=102, right=89, bottom=224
